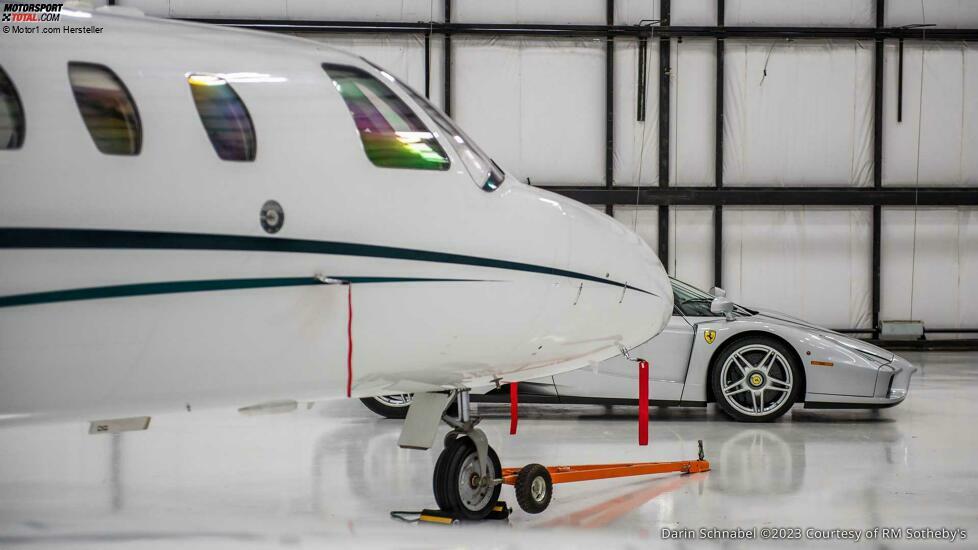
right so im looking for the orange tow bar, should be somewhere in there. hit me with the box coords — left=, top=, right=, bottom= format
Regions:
left=502, top=440, right=710, bottom=514
left=502, top=457, right=710, bottom=485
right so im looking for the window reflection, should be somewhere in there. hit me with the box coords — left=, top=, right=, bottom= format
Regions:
left=323, top=64, right=449, bottom=171
left=68, top=62, right=141, bottom=155
left=188, top=74, right=257, bottom=161
left=0, top=65, right=25, bottom=150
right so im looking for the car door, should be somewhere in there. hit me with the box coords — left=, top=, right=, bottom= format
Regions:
left=552, top=313, right=696, bottom=403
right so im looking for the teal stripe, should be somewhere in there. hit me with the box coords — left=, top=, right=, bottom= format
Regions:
left=0, top=228, right=657, bottom=297
left=0, top=276, right=481, bottom=308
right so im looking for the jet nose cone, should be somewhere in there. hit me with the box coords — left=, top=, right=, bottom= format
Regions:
left=556, top=195, right=673, bottom=345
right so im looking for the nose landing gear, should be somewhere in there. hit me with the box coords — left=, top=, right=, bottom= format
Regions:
left=433, top=433, right=502, bottom=519
left=432, top=390, right=503, bottom=520
left=424, top=389, right=711, bottom=522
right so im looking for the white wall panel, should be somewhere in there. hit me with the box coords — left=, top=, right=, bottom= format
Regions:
left=298, top=34, right=442, bottom=107
left=886, top=0, right=978, bottom=28
left=881, top=208, right=978, bottom=329
left=453, top=37, right=605, bottom=185
left=287, top=0, right=443, bottom=21
left=668, top=206, right=715, bottom=290
left=724, top=40, right=874, bottom=186
left=613, top=206, right=658, bottom=255
left=125, top=0, right=444, bottom=21
left=616, top=0, right=716, bottom=25
left=723, top=207, right=872, bottom=329
left=725, top=0, right=874, bottom=27
left=883, top=42, right=978, bottom=186
left=454, top=0, right=603, bottom=24
left=615, top=0, right=658, bottom=25
left=116, top=0, right=168, bottom=16
left=671, top=39, right=716, bottom=186
left=614, top=39, right=659, bottom=185
left=166, top=0, right=287, bottom=19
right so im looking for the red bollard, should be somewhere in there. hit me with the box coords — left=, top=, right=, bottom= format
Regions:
left=638, top=359, right=649, bottom=445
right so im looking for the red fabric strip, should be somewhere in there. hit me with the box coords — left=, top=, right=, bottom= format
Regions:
left=510, top=382, right=519, bottom=435
left=638, top=359, right=649, bottom=445
left=346, top=285, right=353, bottom=398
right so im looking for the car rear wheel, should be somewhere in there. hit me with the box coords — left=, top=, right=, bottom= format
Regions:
left=360, top=394, right=413, bottom=419
left=710, top=337, right=801, bottom=422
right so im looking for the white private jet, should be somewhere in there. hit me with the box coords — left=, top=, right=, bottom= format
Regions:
left=0, top=7, right=672, bottom=520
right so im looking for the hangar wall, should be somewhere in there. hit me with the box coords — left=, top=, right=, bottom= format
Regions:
left=119, top=0, right=978, bottom=334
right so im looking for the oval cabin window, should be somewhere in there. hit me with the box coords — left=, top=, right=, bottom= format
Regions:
left=68, top=62, right=142, bottom=155
left=187, top=74, right=256, bottom=162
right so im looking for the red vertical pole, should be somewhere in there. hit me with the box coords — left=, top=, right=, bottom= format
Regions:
left=638, top=359, right=649, bottom=445
left=510, top=382, right=519, bottom=435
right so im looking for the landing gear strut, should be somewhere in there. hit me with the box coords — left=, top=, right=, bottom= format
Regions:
left=432, top=390, right=502, bottom=520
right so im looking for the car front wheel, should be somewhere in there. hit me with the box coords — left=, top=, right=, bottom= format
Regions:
left=710, top=337, right=801, bottom=422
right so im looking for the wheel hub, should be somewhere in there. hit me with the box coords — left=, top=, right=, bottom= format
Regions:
left=457, top=453, right=494, bottom=511
left=748, top=371, right=765, bottom=388
left=530, top=476, right=547, bottom=502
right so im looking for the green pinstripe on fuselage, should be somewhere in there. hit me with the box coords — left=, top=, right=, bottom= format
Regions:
left=0, top=227, right=656, bottom=308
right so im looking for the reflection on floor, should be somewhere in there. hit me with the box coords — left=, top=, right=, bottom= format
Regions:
left=0, top=352, right=976, bottom=548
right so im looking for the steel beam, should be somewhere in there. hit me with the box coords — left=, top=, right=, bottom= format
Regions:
left=443, top=0, right=452, bottom=115
left=714, top=0, right=725, bottom=288
left=537, top=186, right=978, bottom=206
left=606, top=0, right=615, bottom=190
left=871, top=0, right=885, bottom=339
left=185, top=19, right=978, bottom=41
left=657, top=0, right=671, bottom=267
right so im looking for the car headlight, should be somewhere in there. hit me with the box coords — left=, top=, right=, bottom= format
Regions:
left=820, top=333, right=891, bottom=365
left=851, top=347, right=890, bottom=366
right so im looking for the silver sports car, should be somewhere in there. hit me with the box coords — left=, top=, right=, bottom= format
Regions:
left=362, top=278, right=917, bottom=422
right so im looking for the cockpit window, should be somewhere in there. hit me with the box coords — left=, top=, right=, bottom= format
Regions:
left=0, top=65, right=25, bottom=150
left=360, top=59, right=505, bottom=192
left=68, top=62, right=141, bottom=155
left=323, top=64, right=449, bottom=171
left=187, top=74, right=257, bottom=161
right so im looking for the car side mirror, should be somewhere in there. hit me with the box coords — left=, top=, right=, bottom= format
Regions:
left=710, top=296, right=735, bottom=321
left=710, top=286, right=726, bottom=298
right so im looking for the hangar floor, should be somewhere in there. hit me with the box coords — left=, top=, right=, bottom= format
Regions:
left=0, top=351, right=975, bottom=548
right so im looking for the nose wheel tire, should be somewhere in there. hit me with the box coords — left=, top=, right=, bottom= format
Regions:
left=514, top=463, right=553, bottom=514
left=710, top=336, right=802, bottom=423
left=432, top=436, right=502, bottom=520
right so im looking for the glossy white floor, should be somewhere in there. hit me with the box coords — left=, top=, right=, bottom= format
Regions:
left=1, top=352, right=975, bottom=549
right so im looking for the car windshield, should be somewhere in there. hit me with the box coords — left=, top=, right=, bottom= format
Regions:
left=670, top=278, right=752, bottom=318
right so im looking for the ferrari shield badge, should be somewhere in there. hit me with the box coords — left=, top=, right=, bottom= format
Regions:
left=704, top=329, right=716, bottom=344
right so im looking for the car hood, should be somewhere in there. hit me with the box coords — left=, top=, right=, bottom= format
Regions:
left=752, top=308, right=895, bottom=364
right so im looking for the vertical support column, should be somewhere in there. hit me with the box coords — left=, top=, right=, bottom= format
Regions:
left=873, top=204, right=882, bottom=338
left=424, top=31, right=431, bottom=99
left=606, top=0, right=615, bottom=219
left=872, top=0, right=885, bottom=338
left=444, top=0, right=453, bottom=116
left=657, top=0, right=671, bottom=268
left=637, top=37, right=648, bottom=122
left=714, top=0, right=725, bottom=288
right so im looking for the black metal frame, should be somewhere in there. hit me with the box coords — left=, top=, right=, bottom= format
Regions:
left=185, top=0, right=978, bottom=349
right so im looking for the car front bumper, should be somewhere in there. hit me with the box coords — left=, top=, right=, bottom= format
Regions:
left=805, top=355, right=918, bottom=409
